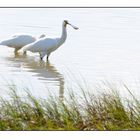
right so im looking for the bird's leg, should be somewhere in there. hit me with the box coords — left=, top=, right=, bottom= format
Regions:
left=39, top=52, right=44, bottom=60
left=41, top=57, right=43, bottom=61
left=14, top=48, right=20, bottom=54
left=40, top=52, right=46, bottom=61
left=46, top=53, right=50, bottom=61
left=46, top=55, right=49, bottom=61
left=39, top=52, right=42, bottom=60
left=23, top=51, right=27, bottom=55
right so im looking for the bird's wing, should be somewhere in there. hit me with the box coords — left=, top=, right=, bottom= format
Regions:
left=23, top=38, right=58, bottom=52
left=0, top=35, right=36, bottom=47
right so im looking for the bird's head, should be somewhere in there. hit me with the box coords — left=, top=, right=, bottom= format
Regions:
left=63, top=20, right=79, bottom=30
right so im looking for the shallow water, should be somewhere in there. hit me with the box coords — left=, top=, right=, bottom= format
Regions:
left=0, top=8, right=140, bottom=98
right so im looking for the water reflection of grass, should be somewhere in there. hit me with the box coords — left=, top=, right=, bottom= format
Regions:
left=0, top=85, right=140, bottom=130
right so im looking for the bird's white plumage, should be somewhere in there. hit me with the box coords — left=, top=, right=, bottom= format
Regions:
left=0, top=35, right=36, bottom=48
left=0, top=34, right=46, bottom=53
left=22, top=20, right=78, bottom=60
left=23, top=37, right=59, bottom=52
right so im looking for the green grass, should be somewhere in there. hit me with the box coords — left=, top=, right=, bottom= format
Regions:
left=0, top=85, right=140, bottom=130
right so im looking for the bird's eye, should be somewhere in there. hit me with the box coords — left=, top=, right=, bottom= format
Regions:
left=64, top=20, right=68, bottom=24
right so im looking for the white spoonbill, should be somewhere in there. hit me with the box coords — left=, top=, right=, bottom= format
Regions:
left=22, top=20, right=78, bottom=61
left=0, top=34, right=46, bottom=53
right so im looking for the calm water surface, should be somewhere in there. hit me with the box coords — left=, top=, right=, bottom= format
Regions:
left=0, top=8, right=140, bottom=98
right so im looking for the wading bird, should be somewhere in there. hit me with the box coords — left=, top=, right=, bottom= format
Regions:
left=0, top=34, right=46, bottom=54
left=22, top=20, right=78, bottom=61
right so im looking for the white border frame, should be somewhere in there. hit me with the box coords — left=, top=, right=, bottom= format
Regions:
left=0, top=0, right=140, bottom=7
left=0, top=2, right=140, bottom=140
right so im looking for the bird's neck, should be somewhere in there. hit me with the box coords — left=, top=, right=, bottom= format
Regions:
left=58, top=25, right=67, bottom=46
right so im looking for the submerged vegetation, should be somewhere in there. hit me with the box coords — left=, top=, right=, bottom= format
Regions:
left=0, top=85, right=140, bottom=130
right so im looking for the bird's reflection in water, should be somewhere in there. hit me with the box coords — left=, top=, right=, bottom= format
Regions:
left=5, top=52, right=64, bottom=100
